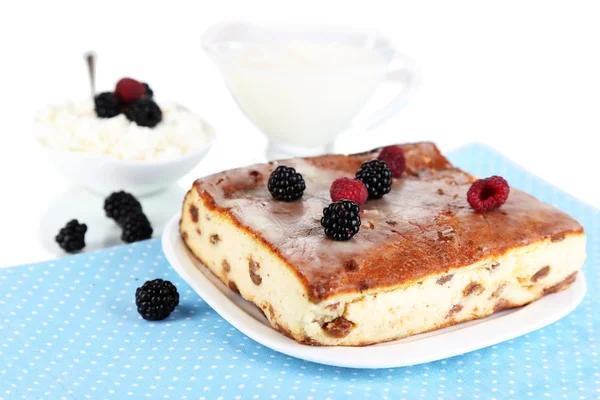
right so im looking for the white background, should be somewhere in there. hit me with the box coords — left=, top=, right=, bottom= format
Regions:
left=0, top=0, right=599, bottom=267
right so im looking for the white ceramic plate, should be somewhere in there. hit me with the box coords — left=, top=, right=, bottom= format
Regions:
left=162, top=213, right=587, bottom=369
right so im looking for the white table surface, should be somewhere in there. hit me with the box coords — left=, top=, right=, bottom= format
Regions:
left=1, top=0, right=599, bottom=268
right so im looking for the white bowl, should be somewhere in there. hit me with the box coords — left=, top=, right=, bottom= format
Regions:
left=38, top=128, right=215, bottom=197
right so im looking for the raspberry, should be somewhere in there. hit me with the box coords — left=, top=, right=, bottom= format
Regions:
left=467, top=176, right=510, bottom=212
left=330, top=178, right=368, bottom=205
left=115, top=77, right=146, bottom=103
left=377, top=145, right=406, bottom=178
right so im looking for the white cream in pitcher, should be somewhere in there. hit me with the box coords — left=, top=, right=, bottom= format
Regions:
left=219, top=43, right=388, bottom=147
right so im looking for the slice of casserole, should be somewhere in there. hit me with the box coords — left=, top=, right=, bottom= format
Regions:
left=180, top=142, right=585, bottom=346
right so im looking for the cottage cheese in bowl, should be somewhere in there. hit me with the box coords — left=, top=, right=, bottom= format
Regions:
left=35, top=98, right=216, bottom=196
left=36, top=99, right=214, bottom=162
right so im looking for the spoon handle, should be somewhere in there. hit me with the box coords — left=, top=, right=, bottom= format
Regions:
left=84, top=51, right=96, bottom=97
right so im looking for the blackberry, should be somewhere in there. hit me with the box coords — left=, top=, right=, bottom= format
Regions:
left=135, top=279, right=179, bottom=321
left=55, top=219, right=87, bottom=253
left=125, top=99, right=162, bottom=128
left=121, top=212, right=153, bottom=243
left=267, top=165, right=306, bottom=201
left=104, top=191, right=142, bottom=225
left=94, top=92, right=121, bottom=118
left=143, top=83, right=153, bottom=98
left=355, top=160, right=393, bottom=199
left=321, top=200, right=361, bottom=241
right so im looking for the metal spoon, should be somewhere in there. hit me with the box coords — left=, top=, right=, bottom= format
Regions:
left=84, top=51, right=96, bottom=97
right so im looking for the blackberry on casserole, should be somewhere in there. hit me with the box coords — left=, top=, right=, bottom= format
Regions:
left=355, top=160, right=393, bottom=199
left=55, top=219, right=87, bottom=253
left=321, top=200, right=361, bottom=241
left=267, top=165, right=306, bottom=201
left=135, top=279, right=179, bottom=321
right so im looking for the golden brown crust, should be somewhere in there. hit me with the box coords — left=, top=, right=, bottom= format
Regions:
left=185, top=142, right=584, bottom=303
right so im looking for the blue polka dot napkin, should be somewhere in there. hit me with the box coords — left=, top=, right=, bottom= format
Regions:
left=0, top=143, right=598, bottom=399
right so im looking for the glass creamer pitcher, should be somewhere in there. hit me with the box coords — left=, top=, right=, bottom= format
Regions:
left=202, top=22, right=420, bottom=160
